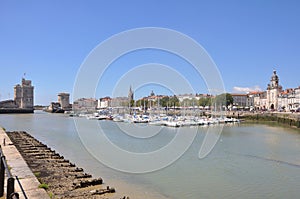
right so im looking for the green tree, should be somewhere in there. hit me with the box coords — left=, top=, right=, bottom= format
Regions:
left=181, top=98, right=198, bottom=107
left=169, top=95, right=180, bottom=107
left=136, top=99, right=148, bottom=108
left=160, top=96, right=169, bottom=107
left=198, top=97, right=212, bottom=107
left=158, top=96, right=179, bottom=107
left=213, top=93, right=233, bottom=107
left=129, top=99, right=135, bottom=107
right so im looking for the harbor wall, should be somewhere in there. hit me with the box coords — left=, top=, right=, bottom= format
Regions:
left=234, top=112, right=300, bottom=128
left=0, top=127, right=50, bottom=198
left=0, top=108, right=34, bottom=114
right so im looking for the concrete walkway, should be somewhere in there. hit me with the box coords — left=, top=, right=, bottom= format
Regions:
left=0, top=127, right=49, bottom=199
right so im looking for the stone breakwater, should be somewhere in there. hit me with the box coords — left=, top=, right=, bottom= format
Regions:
left=7, top=131, right=117, bottom=199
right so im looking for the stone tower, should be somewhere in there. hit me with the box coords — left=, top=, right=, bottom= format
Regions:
left=58, top=93, right=70, bottom=110
left=14, top=84, right=22, bottom=107
left=266, top=70, right=282, bottom=110
left=128, top=86, right=134, bottom=102
left=14, top=78, right=34, bottom=109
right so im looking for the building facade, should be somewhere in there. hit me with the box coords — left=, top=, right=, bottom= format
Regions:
left=97, top=97, right=111, bottom=109
left=242, top=70, right=299, bottom=111
left=73, top=98, right=97, bottom=111
left=231, top=94, right=249, bottom=108
left=295, top=87, right=300, bottom=109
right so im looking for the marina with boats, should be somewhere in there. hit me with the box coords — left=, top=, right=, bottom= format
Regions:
left=71, top=110, right=240, bottom=128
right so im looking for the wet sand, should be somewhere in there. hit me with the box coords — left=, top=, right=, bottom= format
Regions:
left=104, top=178, right=170, bottom=199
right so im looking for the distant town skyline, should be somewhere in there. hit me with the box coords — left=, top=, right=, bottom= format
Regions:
left=1, top=1, right=300, bottom=105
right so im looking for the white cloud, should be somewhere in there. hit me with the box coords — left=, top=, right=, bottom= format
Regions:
left=232, top=85, right=262, bottom=93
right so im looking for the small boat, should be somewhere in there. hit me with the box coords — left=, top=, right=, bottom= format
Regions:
left=113, top=115, right=124, bottom=122
left=164, top=121, right=180, bottom=127
left=132, top=115, right=150, bottom=123
left=87, top=114, right=107, bottom=120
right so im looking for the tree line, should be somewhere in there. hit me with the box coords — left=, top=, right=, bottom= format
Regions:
left=131, top=93, right=233, bottom=108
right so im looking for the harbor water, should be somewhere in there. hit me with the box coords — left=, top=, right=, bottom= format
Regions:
left=0, top=111, right=299, bottom=199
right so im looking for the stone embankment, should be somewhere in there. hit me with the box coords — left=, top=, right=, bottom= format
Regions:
left=7, top=131, right=116, bottom=199
left=0, top=108, right=34, bottom=114
left=0, top=128, right=49, bottom=199
left=228, top=112, right=300, bottom=128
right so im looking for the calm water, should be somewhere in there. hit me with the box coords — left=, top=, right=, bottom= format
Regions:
left=0, top=111, right=300, bottom=199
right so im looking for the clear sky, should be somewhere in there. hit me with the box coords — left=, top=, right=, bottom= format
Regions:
left=0, top=0, right=299, bottom=105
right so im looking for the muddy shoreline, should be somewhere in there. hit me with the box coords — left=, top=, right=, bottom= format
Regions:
left=7, top=131, right=129, bottom=199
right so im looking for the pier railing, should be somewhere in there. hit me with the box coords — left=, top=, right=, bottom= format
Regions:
left=0, top=145, right=27, bottom=199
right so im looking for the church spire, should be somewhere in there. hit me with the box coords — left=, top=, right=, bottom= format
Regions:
left=128, top=86, right=134, bottom=101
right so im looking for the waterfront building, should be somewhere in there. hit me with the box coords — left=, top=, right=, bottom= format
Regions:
left=143, top=91, right=165, bottom=102
left=231, top=93, right=249, bottom=108
left=295, top=87, right=300, bottom=108
left=73, top=98, right=97, bottom=111
left=278, top=89, right=293, bottom=110
left=264, top=70, right=299, bottom=111
left=249, top=91, right=267, bottom=110
left=247, top=92, right=258, bottom=109
left=97, top=97, right=111, bottom=109
left=243, top=70, right=299, bottom=111
left=177, top=93, right=200, bottom=102
left=280, top=88, right=300, bottom=111
left=110, top=97, right=129, bottom=107
left=260, top=94, right=268, bottom=110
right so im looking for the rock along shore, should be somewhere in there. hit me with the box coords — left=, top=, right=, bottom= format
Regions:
left=6, top=131, right=118, bottom=199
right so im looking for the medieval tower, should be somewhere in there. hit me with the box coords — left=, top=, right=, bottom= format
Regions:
left=58, top=93, right=70, bottom=110
left=14, top=78, right=34, bottom=109
left=266, top=70, right=282, bottom=110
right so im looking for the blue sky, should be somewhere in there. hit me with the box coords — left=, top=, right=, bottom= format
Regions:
left=0, top=0, right=299, bottom=105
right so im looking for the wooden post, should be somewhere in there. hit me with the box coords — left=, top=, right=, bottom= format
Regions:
left=7, top=177, right=15, bottom=199
left=0, top=157, right=4, bottom=197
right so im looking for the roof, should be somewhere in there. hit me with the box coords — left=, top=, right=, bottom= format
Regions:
left=231, top=93, right=248, bottom=96
left=248, top=91, right=264, bottom=95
